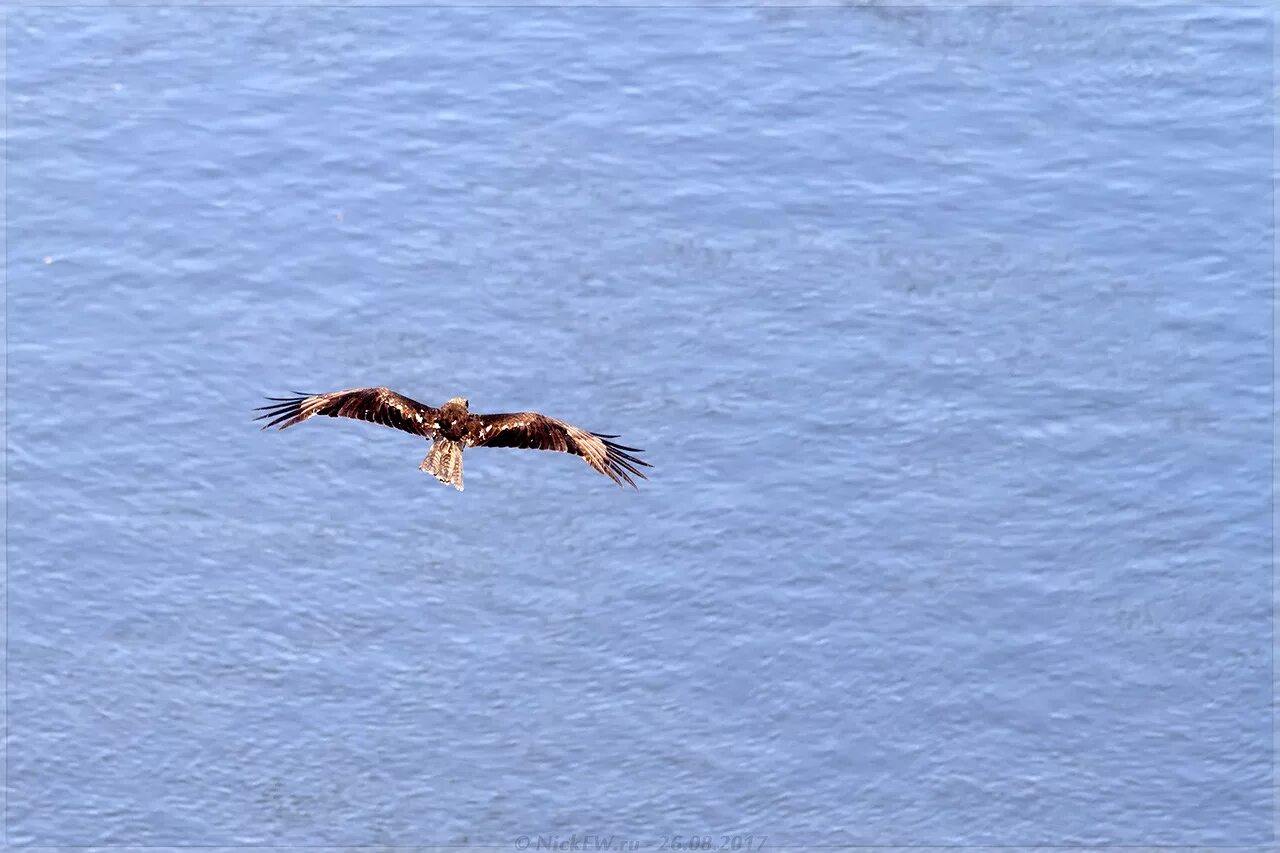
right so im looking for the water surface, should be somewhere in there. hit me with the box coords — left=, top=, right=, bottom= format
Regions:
left=6, top=5, right=1273, bottom=846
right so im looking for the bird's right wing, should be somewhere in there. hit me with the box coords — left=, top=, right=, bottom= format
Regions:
left=254, top=387, right=440, bottom=437
left=468, top=411, right=650, bottom=488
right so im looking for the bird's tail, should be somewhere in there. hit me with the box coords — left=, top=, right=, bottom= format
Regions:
left=420, top=439, right=464, bottom=491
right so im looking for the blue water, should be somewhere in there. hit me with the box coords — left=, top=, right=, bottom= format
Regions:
left=5, top=5, right=1273, bottom=847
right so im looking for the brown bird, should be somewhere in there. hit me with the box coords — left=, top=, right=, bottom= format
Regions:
left=254, top=387, right=650, bottom=491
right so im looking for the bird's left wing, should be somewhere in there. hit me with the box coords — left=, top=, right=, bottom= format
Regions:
left=468, top=411, right=651, bottom=488
left=254, top=387, right=439, bottom=437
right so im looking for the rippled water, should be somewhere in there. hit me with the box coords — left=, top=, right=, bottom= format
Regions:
left=6, top=5, right=1273, bottom=847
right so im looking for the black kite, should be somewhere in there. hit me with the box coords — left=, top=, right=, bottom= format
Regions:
left=254, top=387, right=650, bottom=491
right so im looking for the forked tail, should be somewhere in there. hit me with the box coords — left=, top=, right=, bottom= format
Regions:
left=420, top=439, right=464, bottom=491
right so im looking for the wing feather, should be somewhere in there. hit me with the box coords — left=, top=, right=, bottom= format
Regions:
left=253, top=387, right=439, bottom=438
left=468, top=411, right=651, bottom=488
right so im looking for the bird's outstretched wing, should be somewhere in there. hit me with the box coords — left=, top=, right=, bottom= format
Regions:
left=468, top=411, right=651, bottom=488
left=254, top=387, right=439, bottom=437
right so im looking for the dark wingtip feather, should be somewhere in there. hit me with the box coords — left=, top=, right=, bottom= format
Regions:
left=253, top=394, right=310, bottom=430
left=594, top=435, right=651, bottom=488
left=594, top=434, right=646, bottom=455
left=603, top=439, right=652, bottom=467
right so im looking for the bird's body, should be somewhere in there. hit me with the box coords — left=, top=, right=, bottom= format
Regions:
left=434, top=397, right=471, bottom=442
left=254, top=387, right=650, bottom=491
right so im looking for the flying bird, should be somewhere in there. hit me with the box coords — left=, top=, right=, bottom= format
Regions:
left=254, top=387, right=650, bottom=491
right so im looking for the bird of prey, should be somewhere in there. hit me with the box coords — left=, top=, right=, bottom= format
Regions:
left=254, top=387, right=650, bottom=491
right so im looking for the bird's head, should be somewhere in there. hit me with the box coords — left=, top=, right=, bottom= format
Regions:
left=444, top=396, right=469, bottom=411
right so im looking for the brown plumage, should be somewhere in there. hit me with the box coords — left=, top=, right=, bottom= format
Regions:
left=254, top=387, right=651, bottom=491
